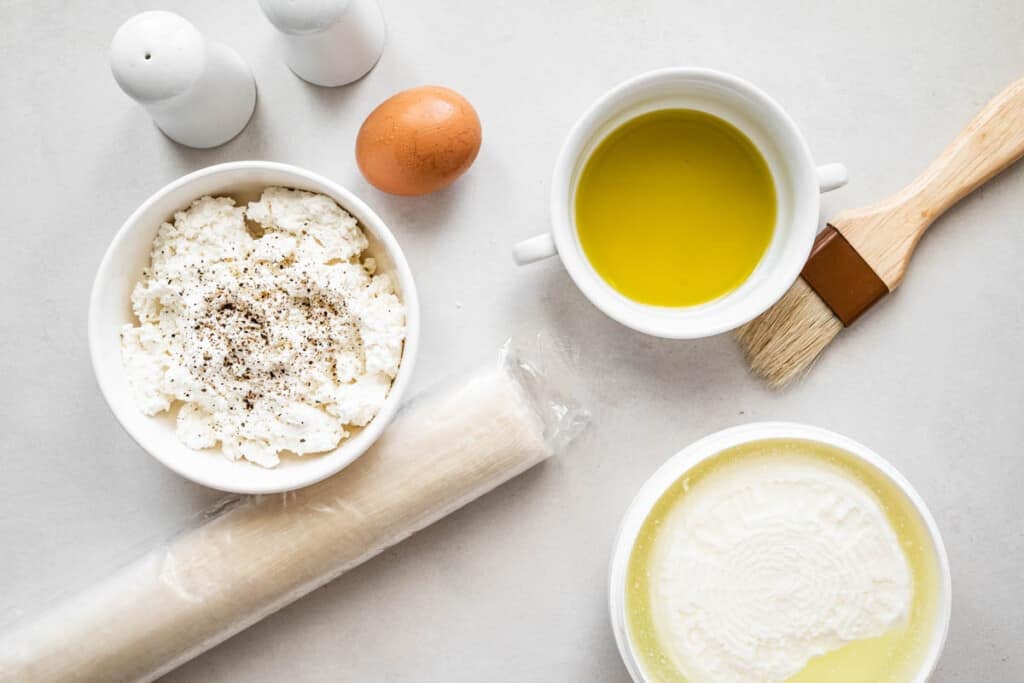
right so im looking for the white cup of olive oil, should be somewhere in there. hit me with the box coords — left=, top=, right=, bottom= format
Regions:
left=514, top=67, right=847, bottom=339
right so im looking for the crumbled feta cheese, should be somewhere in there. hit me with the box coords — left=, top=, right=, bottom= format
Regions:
left=120, top=188, right=406, bottom=468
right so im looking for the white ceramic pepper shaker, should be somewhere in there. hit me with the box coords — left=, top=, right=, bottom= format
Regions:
left=259, top=0, right=386, bottom=87
left=110, top=11, right=257, bottom=149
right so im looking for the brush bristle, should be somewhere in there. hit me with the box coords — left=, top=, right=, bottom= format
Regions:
left=734, top=278, right=843, bottom=388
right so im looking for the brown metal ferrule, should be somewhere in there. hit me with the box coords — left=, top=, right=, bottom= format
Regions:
left=800, top=226, right=889, bottom=326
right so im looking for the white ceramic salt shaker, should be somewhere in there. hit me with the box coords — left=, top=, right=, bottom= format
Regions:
left=259, top=0, right=386, bottom=87
left=110, top=11, right=257, bottom=149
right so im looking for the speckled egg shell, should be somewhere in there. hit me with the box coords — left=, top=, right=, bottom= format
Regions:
left=356, top=86, right=482, bottom=196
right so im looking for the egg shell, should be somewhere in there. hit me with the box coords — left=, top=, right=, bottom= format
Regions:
left=356, top=86, right=482, bottom=196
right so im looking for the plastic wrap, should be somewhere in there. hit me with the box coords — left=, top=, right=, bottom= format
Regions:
left=0, top=338, right=588, bottom=683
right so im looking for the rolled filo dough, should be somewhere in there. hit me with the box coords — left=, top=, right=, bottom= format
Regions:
left=0, top=360, right=561, bottom=682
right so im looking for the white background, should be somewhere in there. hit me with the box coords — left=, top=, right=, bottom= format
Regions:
left=2, top=1, right=1022, bottom=680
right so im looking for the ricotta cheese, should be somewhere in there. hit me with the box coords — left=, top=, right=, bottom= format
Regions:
left=647, top=455, right=913, bottom=683
left=120, top=187, right=406, bottom=467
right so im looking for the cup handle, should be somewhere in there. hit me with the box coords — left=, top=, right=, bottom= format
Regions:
left=513, top=233, right=558, bottom=265
left=817, top=163, right=848, bottom=193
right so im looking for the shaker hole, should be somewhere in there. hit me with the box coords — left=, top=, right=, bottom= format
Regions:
left=144, top=52, right=152, bottom=60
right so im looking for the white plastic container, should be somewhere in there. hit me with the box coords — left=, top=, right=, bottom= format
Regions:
left=89, top=161, right=419, bottom=494
left=110, top=11, right=257, bottom=149
left=608, top=422, right=952, bottom=682
left=259, top=0, right=386, bottom=87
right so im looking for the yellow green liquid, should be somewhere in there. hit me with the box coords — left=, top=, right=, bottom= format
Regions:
left=575, top=109, right=776, bottom=307
left=626, top=439, right=942, bottom=683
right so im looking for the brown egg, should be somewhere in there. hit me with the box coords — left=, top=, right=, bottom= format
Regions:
left=356, top=86, right=482, bottom=196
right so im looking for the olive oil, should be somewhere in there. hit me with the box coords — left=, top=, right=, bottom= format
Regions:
left=625, top=439, right=942, bottom=683
left=575, top=109, right=776, bottom=307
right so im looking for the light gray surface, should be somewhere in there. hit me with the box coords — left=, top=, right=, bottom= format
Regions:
left=1, top=0, right=1022, bottom=681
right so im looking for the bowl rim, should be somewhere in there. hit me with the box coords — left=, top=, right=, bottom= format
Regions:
left=607, top=421, right=953, bottom=682
left=88, top=160, right=420, bottom=494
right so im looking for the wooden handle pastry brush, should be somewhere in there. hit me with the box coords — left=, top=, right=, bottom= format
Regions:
left=736, top=77, right=1024, bottom=387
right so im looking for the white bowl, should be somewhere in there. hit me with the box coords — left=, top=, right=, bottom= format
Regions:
left=609, top=422, right=952, bottom=682
left=514, top=68, right=847, bottom=339
left=89, top=161, right=419, bottom=494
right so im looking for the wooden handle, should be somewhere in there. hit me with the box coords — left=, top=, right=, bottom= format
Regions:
left=834, top=77, right=1024, bottom=289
